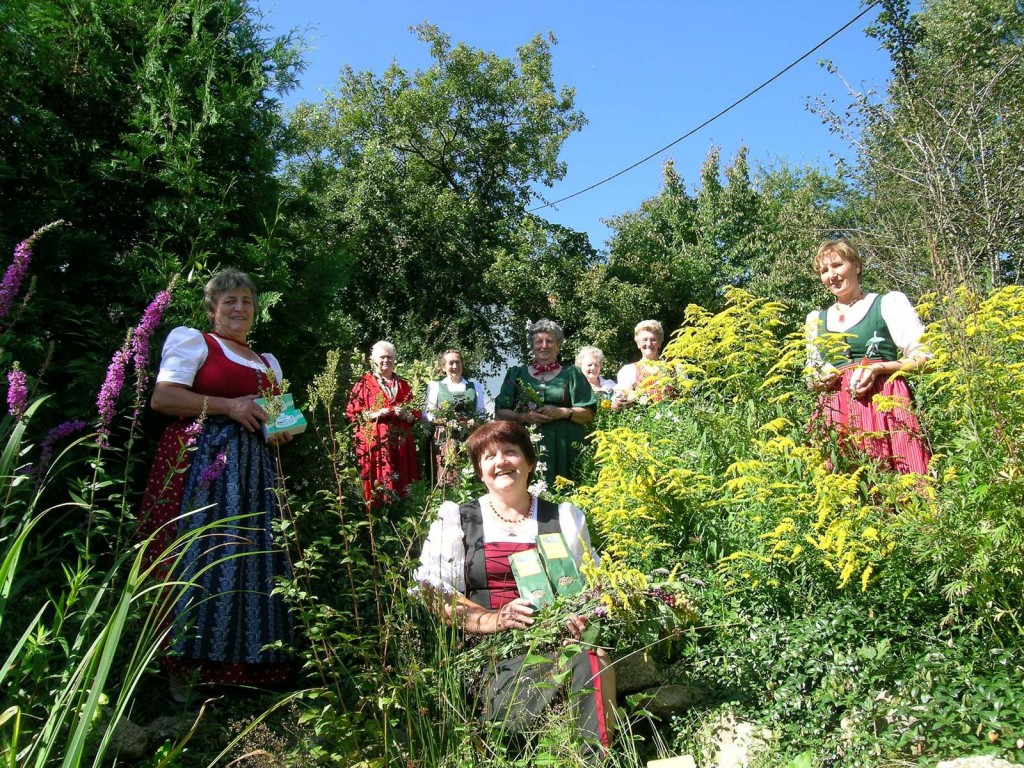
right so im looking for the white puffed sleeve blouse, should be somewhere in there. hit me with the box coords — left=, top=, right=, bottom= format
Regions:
left=156, top=327, right=283, bottom=386
left=413, top=496, right=597, bottom=597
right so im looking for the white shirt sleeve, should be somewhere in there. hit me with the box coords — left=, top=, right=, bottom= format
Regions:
left=156, top=327, right=208, bottom=386
left=424, top=381, right=440, bottom=422
left=558, top=502, right=599, bottom=568
left=412, top=500, right=466, bottom=596
left=881, top=292, right=930, bottom=361
left=614, top=364, right=638, bottom=392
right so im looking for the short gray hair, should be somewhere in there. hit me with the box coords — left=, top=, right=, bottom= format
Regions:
left=371, top=340, right=396, bottom=359
left=204, top=269, right=258, bottom=315
left=634, top=319, right=664, bottom=344
left=528, top=318, right=564, bottom=347
left=575, top=346, right=604, bottom=367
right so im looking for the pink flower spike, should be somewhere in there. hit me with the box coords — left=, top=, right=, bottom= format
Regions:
left=38, top=419, right=88, bottom=471
left=131, top=276, right=178, bottom=376
left=198, top=451, right=228, bottom=491
left=7, top=366, right=28, bottom=418
left=97, top=343, right=131, bottom=435
left=0, top=221, right=67, bottom=321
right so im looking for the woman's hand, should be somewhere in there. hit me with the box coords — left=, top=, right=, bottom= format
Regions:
left=494, top=598, right=536, bottom=633
left=521, top=409, right=555, bottom=425
left=610, top=391, right=632, bottom=411
left=225, top=394, right=267, bottom=433
left=267, top=430, right=293, bottom=447
left=536, top=405, right=570, bottom=421
left=565, top=613, right=588, bottom=640
left=852, top=362, right=891, bottom=398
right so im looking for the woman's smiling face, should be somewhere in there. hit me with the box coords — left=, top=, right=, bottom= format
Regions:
left=635, top=331, right=660, bottom=360
left=532, top=331, right=560, bottom=364
left=818, top=254, right=861, bottom=301
left=442, top=352, right=463, bottom=381
left=209, top=288, right=254, bottom=342
left=480, top=441, right=533, bottom=493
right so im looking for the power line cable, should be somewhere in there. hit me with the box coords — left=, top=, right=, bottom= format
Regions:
left=529, top=2, right=880, bottom=213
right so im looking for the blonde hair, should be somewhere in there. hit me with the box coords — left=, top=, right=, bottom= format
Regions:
left=813, top=238, right=863, bottom=274
left=575, top=346, right=604, bottom=367
left=634, top=319, right=664, bottom=345
left=437, top=349, right=463, bottom=375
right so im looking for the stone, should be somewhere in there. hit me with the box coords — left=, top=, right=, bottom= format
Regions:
left=712, top=712, right=765, bottom=768
left=647, top=757, right=697, bottom=768
left=631, top=684, right=707, bottom=720
left=936, top=758, right=1023, bottom=768
left=100, top=708, right=149, bottom=762
left=145, top=714, right=196, bottom=743
left=611, top=650, right=664, bottom=694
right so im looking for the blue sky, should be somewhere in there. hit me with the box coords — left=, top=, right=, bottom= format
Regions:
left=259, top=1, right=895, bottom=251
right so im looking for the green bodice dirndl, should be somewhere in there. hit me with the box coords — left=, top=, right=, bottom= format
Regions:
left=435, top=379, right=479, bottom=419
left=495, top=365, right=596, bottom=485
left=819, top=294, right=899, bottom=367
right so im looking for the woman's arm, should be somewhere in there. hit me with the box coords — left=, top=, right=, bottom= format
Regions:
left=852, top=293, right=931, bottom=396
left=542, top=406, right=593, bottom=425
left=422, top=587, right=535, bottom=634
left=495, top=367, right=556, bottom=425
left=151, top=382, right=267, bottom=433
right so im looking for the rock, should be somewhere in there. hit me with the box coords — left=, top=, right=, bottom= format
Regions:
left=936, top=758, right=1023, bottom=768
left=145, top=714, right=196, bottom=743
left=611, top=650, right=664, bottom=694
left=712, top=712, right=765, bottom=768
left=100, top=708, right=149, bottom=762
left=647, top=757, right=697, bottom=768
left=630, top=684, right=708, bottom=720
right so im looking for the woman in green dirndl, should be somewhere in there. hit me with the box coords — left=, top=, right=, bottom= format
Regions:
left=494, top=319, right=595, bottom=486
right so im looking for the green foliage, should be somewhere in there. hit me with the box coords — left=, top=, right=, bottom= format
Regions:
left=284, top=24, right=588, bottom=367
left=574, top=286, right=1024, bottom=764
left=573, top=153, right=852, bottom=368
left=824, top=0, right=1024, bottom=294
left=0, top=0, right=306, bottom=422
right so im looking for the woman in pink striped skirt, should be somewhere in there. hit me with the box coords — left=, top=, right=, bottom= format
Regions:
left=805, top=238, right=931, bottom=475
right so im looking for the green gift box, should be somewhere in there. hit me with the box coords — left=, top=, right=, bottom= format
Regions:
left=537, top=532, right=584, bottom=597
left=509, top=549, right=555, bottom=609
left=255, top=393, right=307, bottom=440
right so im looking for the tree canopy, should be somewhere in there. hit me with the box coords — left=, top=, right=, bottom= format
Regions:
left=284, top=24, right=588, bottom=367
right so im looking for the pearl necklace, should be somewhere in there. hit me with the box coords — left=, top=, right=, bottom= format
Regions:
left=485, top=495, right=535, bottom=537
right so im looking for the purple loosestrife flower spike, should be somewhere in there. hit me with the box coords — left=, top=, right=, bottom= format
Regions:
left=38, top=420, right=88, bottom=473
left=131, top=276, right=178, bottom=380
left=97, top=341, right=131, bottom=438
left=7, top=366, right=27, bottom=418
left=0, top=221, right=66, bottom=321
left=198, top=452, right=228, bottom=492
left=184, top=419, right=203, bottom=447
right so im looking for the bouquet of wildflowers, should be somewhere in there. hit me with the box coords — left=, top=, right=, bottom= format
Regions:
left=432, top=399, right=486, bottom=445
left=512, top=380, right=545, bottom=413
left=460, top=561, right=700, bottom=665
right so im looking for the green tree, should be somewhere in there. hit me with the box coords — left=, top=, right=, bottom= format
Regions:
left=284, top=24, right=587, bottom=366
left=0, top=0, right=304, bottom=419
left=820, top=0, right=1024, bottom=295
left=571, top=149, right=850, bottom=365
